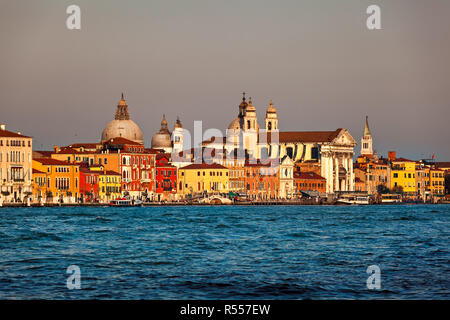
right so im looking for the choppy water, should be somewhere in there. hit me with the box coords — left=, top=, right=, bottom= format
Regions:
left=0, top=205, right=449, bottom=299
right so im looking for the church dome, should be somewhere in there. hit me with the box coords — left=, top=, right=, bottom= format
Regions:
left=151, top=114, right=172, bottom=149
left=246, top=97, right=256, bottom=112
left=101, top=94, right=143, bottom=144
left=174, top=117, right=182, bottom=129
left=228, top=117, right=242, bottom=130
left=266, top=100, right=277, bottom=114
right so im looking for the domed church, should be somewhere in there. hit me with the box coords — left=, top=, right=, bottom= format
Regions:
left=202, top=92, right=358, bottom=194
left=101, top=94, right=144, bottom=144
left=151, top=115, right=184, bottom=153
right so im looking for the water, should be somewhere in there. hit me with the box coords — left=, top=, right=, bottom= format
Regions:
left=0, top=205, right=449, bottom=299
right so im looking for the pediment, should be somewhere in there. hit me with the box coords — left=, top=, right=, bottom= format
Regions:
left=332, top=129, right=357, bottom=146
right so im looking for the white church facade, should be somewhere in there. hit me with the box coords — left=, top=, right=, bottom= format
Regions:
left=202, top=94, right=357, bottom=194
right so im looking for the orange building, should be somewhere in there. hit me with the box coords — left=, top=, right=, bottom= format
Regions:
left=294, top=172, right=326, bottom=196
left=244, top=161, right=279, bottom=200
left=32, top=158, right=80, bottom=203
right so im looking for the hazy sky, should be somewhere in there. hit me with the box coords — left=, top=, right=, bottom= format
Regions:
left=1, top=0, right=449, bottom=160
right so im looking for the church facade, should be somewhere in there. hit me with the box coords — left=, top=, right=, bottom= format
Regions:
left=202, top=94, right=357, bottom=194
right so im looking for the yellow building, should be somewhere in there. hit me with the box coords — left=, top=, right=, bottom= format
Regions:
left=178, top=163, right=229, bottom=198
left=430, top=168, right=445, bottom=199
left=90, top=165, right=122, bottom=203
left=32, top=158, right=80, bottom=203
left=391, top=158, right=416, bottom=197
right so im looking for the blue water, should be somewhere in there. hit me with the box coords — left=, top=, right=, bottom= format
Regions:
left=0, top=205, right=449, bottom=299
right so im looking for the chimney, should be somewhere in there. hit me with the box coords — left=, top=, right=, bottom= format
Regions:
left=53, top=145, right=60, bottom=153
left=0, top=124, right=5, bottom=131
left=388, top=151, right=396, bottom=162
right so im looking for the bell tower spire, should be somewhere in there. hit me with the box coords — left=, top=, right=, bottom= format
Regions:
left=361, top=116, right=373, bottom=157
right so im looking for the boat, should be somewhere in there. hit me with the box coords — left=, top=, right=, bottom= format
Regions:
left=380, top=193, right=402, bottom=204
left=109, top=198, right=132, bottom=206
left=336, top=194, right=370, bottom=205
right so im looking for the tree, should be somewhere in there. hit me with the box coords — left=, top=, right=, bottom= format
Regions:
left=376, top=184, right=390, bottom=194
left=391, top=185, right=404, bottom=194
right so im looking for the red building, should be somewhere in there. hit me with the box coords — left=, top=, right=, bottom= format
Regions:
left=294, top=171, right=326, bottom=196
left=155, top=153, right=177, bottom=201
left=244, top=161, right=279, bottom=200
left=103, top=137, right=158, bottom=200
left=79, top=164, right=100, bottom=202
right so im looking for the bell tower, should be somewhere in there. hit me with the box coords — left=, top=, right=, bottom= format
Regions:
left=360, top=116, right=373, bottom=157
left=172, top=117, right=184, bottom=154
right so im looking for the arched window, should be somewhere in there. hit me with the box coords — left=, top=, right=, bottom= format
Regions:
left=247, top=120, right=251, bottom=129
left=268, top=122, right=272, bottom=130
left=286, top=147, right=294, bottom=159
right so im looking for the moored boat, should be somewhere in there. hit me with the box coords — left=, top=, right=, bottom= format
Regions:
left=336, top=194, right=370, bottom=205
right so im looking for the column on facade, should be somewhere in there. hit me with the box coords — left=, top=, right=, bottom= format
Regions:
left=334, top=156, right=339, bottom=192
left=349, top=153, right=354, bottom=191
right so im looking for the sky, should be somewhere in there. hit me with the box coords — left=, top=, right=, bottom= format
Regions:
left=1, top=0, right=449, bottom=160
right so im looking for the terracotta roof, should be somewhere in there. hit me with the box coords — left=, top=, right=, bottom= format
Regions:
left=144, top=148, right=163, bottom=154
left=181, top=163, right=227, bottom=170
left=294, top=172, right=326, bottom=180
left=56, top=147, right=85, bottom=154
left=0, top=129, right=31, bottom=138
left=103, top=137, right=143, bottom=146
left=32, top=168, right=45, bottom=174
left=33, top=158, right=77, bottom=166
left=244, top=160, right=278, bottom=167
left=435, top=162, right=450, bottom=169
left=278, top=129, right=342, bottom=143
left=33, top=150, right=54, bottom=158
left=65, top=143, right=100, bottom=149
left=392, top=157, right=416, bottom=163
left=156, top=153, right=171, bottom=160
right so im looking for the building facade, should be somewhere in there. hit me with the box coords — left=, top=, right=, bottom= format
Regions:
left=0, top=124, right=33, bottom=203
left=178, top=163, right=229, bottom=197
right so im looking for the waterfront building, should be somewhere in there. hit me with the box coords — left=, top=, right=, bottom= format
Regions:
left=390, top=157, right=417, bottom=198
left=32, top=158, right=80, bottom=203
left=202, top=94, right=357, bottom=194
left=429, top=168, right=445, bottom=200
left=221, top=152, right=245, bottom=194
left=178, top=163, right=229, bottom=197
left=52, top=137, right=157, bottom=200
left=354, top=157, right=391, bottom=195
left=353, top=167, right=367, bottom=192
left=0, top=124, right=33, bottom=203
left=354, top=176, right=365, bottom=192
left=278, top=156, right=294, bottom=199
left=155, top=153, right=177, bottom=201
left=293, top=171, right=327, bottom=196
left=31, top=168, right=47, bottom=203
left=101, top=94, right=143, bottom=144
left=435, top=162, right=450, bottom=195
left=79, top=164, right=100, bottom=202
left=415, top=165, right=430, bottom=201
left=244, top=161, right=278, bottom=200
left=95, top=168, right=121, bottom=203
